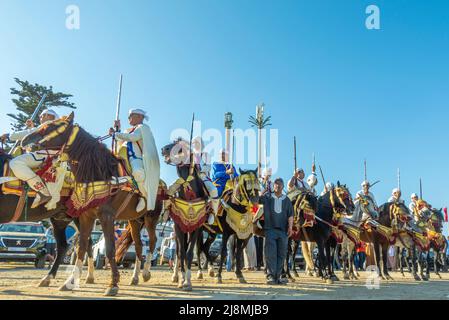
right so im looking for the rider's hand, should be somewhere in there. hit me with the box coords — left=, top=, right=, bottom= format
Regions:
left=25, top=119, right=34, bottom=129
left=312, top=163, right=316, bottom=173
left=109, top=127, right=115, bottom=136
left=0, top=134, right=9, bottom=142
left=226, top=167, right=234, bottom=175
left=113, top=120, right=121, bottom=131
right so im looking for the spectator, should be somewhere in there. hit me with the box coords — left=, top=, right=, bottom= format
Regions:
left=114, top=223, right=122, bottom=241
left=260, top=178, right=293, bottom=285
left=254, top=236, right=264, bottom=270
left=244, top=236, right=257, bottom=271
left=168, top=232, right=176, bottom=270
left=356, top=242, right=367, bottom=271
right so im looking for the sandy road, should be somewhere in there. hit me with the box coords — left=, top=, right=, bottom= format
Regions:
left=0, top=263, right=448, bottom=300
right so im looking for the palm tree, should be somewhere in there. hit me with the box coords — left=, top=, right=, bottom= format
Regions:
left=249, top=103, right=272, bottom=177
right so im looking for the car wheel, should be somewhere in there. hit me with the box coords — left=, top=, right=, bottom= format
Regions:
left=35, top=255, right=46, bottom=269
left=95, top=254, right=105, bottom=269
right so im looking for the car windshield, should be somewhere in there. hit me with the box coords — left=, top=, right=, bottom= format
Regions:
left=0, top=224, right=45, bottom=234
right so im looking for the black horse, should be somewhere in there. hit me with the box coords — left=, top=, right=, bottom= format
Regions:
left=196, top=168, right=260, bottom=284
left=161, top=139, right=210, bottom=291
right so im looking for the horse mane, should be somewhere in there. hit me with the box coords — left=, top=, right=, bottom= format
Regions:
left=67, top=126, right=119, bottom=183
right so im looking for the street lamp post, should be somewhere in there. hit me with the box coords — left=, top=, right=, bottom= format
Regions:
left=224, top=112, right=233, bottom=163
left=249, top=103, right=272, bottom=177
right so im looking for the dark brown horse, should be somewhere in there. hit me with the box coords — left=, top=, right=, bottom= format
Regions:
left=0, top=150, right=92, bottom=288
left=21, top=113, right=160, bottom=296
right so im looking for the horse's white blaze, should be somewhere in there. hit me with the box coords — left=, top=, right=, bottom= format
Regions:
left=132, top=257, right=141, bottom=280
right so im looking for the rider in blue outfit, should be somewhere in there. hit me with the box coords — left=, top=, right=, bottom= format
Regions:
left=212, top=149, right=238, bottom=197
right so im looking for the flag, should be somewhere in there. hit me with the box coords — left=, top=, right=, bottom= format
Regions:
left=444, top=207, right=448, bottom=222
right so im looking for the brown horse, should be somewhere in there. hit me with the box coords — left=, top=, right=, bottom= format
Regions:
left=21, top=113, right=160, bottom=296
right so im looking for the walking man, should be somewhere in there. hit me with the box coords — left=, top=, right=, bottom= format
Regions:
left=260, top=178, right=294, bottom=285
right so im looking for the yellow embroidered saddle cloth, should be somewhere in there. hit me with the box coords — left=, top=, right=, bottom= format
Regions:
left=225, top=206, right=253, bottom=240
left=292, top=191, right=316, bottom=228
left=341, top=223, right=362, bottom=245
left=169, top=198, right=208, bottom=233
left=427, top=230, right=445, bottom=249
left=66, top=177, right=133, bottom=218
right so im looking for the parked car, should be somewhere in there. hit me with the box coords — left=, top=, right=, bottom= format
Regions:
left=93, top=229, right=157, bottom=269
left=64, top=229, right=102, bottom=265
left=0, top=222, right=47, bottom=268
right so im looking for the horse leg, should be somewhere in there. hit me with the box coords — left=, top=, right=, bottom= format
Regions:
left=204, top=233, right=217, bottom=277
left=38, top=218, right=70, bottom=287
left=236, top=238, right=248, bottom=283
left=183, top=230, right=200, bottom=291
left=292, top=241, right=299, bottom=277
left=142, top=214, right=158, bottom=282
left=216, top=232, right=230, bottom=284
left=60, top=214, right=95, bottom=291
left=171, top=243, right=180, bottom=283
left=85, top=234, right=95, bottom=284
left=175, top=227, right=187, bottom=288
left=328, top=241, right=339, bottom=281
left=411, top=245, right=421, bottom=281
left=129, top=219, right=143, bottom=286
left=196, top=230, right=204, bottom=280
left=434, top=250, right=442, bottom=279
left=98, top=209, right=120, bottom=296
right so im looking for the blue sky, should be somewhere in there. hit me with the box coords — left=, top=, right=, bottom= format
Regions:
left=0, top=0, right=448, bottom=216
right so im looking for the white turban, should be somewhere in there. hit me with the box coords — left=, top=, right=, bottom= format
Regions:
left=262, top=168, right=272, bottom=178
left=411, top=193, right=418, bottom=199
left=361, top=180, right=370, bottom=187
left=41, top=109, right=59, bottom=118
left=129, top=108, right=148, bottom=120
left=392, top=188, right=400, bottom=194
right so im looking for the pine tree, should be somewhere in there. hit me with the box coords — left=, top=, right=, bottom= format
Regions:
left=6, top=78, right=76, bottom=131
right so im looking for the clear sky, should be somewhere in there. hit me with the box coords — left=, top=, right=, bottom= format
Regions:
left=0, top=1, right=448, bottom=219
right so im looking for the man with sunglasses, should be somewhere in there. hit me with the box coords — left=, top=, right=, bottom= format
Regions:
left=1, top=109, right=59, bottom=208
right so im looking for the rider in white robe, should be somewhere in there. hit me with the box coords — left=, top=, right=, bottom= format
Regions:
left=111, top=108, right=160, bottom=212
left=1, top=109, right=59, bottom=208
left=352, top=180, right=379, bottom=226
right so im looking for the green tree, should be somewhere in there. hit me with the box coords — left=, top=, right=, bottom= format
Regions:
left=6, top=78, right=76, bottom=131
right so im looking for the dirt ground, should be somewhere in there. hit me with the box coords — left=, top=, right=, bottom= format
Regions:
left=0, top=263, right=448, bottom=300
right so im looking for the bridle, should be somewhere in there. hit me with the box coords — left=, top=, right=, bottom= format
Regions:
left=232, top=172, right=259, bottom=210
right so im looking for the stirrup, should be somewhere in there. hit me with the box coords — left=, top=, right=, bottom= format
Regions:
left=31, top=193, right=52, bottom=209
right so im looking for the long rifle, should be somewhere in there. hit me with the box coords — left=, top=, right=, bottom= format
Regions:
left=319, top=165, right=327, bottom=192
left=364, top=159, right=367, bottom=181
left=112, top=74, right=123, bottom=154
left=397, top=168, right=401, bottom=190
left=419, top=178, right=423, bottom=199
left=293, top=136, right=297, bottom=172
left=188, top=113, right=195, bottom=175
left=8, top=93, right=47, bottom=155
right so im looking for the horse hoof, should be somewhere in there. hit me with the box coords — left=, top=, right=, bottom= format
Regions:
left=413, top=274, right=421, bottom=281
left=437, top=273, right=442, bottom=279
left=332, top=275, right=339, bottom=281
left=104, top=286, right=119, bottom=296
left=293, top=271, right=299, bottom=278
left=129, top=278, right=139, bottom=286
left=326, top=278, right=334, bottom=285
left=216, top=277, right=222, bottom=284
left=183, top=285, right=193, bottom=292
left=172, top=275, right=179, bottom=283
left=208, top=269, right=215, bottom=277
left=38, top=278, right=51, bottom=287
left=85, top=277, right=95, bottom=285
left=197, top=272, right=204, bottom=280
left=238, top=277, right=247, bottom=284
left=142, top=272, right=151, bottom=282
left=59, top=284, right=72, bottom=292
left=422, top=276, right=429, bottom=281
left=344, top=274, right=350, bottom=280
left=289, top=277, right=296, bottom=283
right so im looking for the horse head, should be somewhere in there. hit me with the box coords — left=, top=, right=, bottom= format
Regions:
left=234, top=168, right=260, bottom=209
left=429, top=208, right=444, bottom=232
left=161, top=137, right=190, bottom=166
left=21, top=112, right=75, bottom=151
left=332, top=181, right=355, bottom=216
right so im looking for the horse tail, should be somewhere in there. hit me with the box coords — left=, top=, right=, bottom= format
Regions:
left=115, top=223, right=141, bottom=262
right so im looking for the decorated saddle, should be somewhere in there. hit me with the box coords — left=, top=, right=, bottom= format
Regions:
left=168, top=197, right=209, bottom=233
